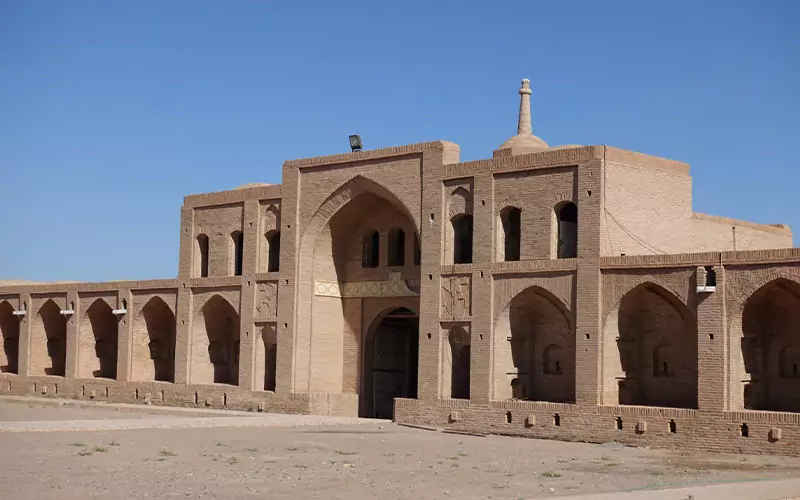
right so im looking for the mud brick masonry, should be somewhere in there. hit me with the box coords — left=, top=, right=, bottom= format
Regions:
left=2, top=79, right=800, bottom=456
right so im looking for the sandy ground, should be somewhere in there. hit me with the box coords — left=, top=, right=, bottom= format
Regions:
left=1, top=399, right=799, bottom=499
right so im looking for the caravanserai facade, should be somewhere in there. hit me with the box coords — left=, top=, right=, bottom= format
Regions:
left=2, top=80, right=799, bottom=455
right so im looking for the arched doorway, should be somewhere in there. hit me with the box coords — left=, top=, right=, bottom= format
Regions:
left=364, top=307, right=419, bottom=419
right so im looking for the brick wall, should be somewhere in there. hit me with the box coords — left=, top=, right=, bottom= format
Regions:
left=1, top=141, right=798, bottom=456
left=602, top=160, right=791, bottom=256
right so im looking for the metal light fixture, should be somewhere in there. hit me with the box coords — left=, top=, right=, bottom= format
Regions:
left=349, top=134, right=362, bottom=152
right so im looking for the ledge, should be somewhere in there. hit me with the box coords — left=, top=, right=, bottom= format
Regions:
left=183, top=184, right=282, bottom=208
left=284, top=141, right=457, bottom=169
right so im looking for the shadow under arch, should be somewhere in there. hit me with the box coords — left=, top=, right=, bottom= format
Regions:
left=32, top=299, right=66, bottom=376
left=740, top=277, right=800, bottom=412
left=602, top=282, right=698, bottom=409
left=81, top=298, right=119, bottom=380
left=493, top=285, right=575, bottom=403
left=360, top=306, right=419, bottom=419
left=0, top=301, right=19, bottom=374
left=132, top=296, right=176, bottom=383
left=191, top=294, right=240, bottom=386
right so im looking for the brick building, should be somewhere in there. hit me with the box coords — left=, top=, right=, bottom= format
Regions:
left=2, top=79, right=799, bottom=455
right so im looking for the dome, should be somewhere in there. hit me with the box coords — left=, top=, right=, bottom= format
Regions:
left=498, top=134, right=550, bottom=154
left=234, top=182, right=273, bottom=190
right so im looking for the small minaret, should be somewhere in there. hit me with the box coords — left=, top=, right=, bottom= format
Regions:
left=495, top=78, right=550, bottom=157
left=517, top=78, right=533, bottom=136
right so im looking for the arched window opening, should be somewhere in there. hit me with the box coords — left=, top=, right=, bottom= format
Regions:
left=197, top=234, right=209, bottom=278
left=388, top=228, right=406, bottom=266
left=413, top=233, right=421, bottom=266
left=266, top=231, right=281, bottom=272
left=500, top=207, right=521, bottom=262
left=452, top=214, right=473, bottom=264
left=362, top=230, right=380, bottom=268
left=232, top=231, right=244, bottom=276
left=556, top=202, right=578, bottom=259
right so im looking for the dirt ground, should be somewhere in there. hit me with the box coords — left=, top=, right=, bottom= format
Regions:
left=1, top=400, right=799, bottom=499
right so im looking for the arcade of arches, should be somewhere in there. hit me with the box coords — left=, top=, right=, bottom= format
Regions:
left=6, top=276, right=799, bottom=421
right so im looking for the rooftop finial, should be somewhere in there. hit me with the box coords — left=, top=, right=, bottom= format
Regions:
left=517, top=78, right=532, bottom=136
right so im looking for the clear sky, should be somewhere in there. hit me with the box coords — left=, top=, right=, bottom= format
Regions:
left=0, top=1, right=798, bottom=282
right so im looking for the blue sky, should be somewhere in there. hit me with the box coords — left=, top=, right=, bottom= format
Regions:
left=0, top=1, right=798, bottom=282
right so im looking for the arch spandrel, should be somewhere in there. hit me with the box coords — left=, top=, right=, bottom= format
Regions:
left=726, top=269, right=800, bottom=319
left=601, top=270, right=695, bottom=326
left=132, top=292, right=177, bottom=317
left=493, top=275, right=575, bottom=324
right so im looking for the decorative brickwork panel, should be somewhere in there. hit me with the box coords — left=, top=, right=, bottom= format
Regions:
left=441, top=275, right=471, bottom=319
left=254, top=281, right=278, bottom=320
left=314, top=273, right=419, bottom=299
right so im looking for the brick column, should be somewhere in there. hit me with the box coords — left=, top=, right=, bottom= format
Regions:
left=237, top=200, right=260, bottom=390
left=116, top=288, right=133, bottom=381
left=174, top=202, right=195, bottom=385
left=469, top=173, right=494, bottom=404
left=697, top=265, right=727, bottom=411
left=275, top=164, right=299, bottom=395
left=574, top=159, right=603, bottom=406
left=17, top=292, right=32, bottom=376
left=177, top=206, right=194, bottom=279
left=65, top=291, right=80, bottom=379
left=173, top=284, right=192, bottom=384
left=416, top=147, right=449, bottom=400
